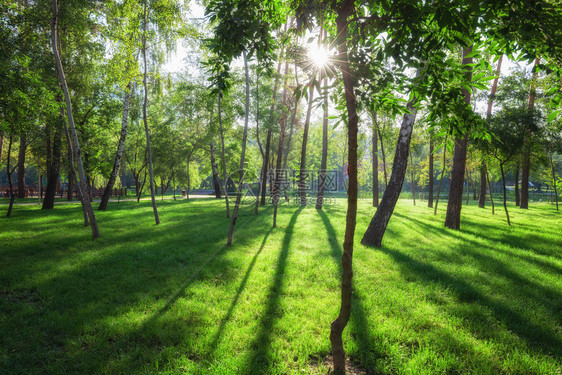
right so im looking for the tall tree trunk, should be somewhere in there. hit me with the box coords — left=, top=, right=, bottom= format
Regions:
left=6, top=134, right=15, bottom=217
left=210, top=139, right=221, bottom=198
left=254, top=68, right=263, bottom=215
left=17, top=134, right=26, bottom=198
left=67, top=142, right=74, bottom=200
left=428, top=135, right=434, bottom=208
left=272, top=58, right=290, bottom=227
left=520, top=57, right=540, bottom=209
left=218, top=95, right=230, bottom=216
left=372, top=112, right=379, bottom=207
left=142, top=2, right=159, bottom=225
left=480, top=55, right=503, bottom=208
left=260, top=46, right=285, bottom=207
left=282, top=89, right=297, bottom=203
left=378, top=126, right=388, bottom=188
left=500, top=162, right=510, bottom=225
left=515, top=161, right=520, bottom=206
left=444, top=46, right=473, bottom=230
left=226, top=50, right=251, bottom=246
left=42, top=118, right=62, bottom=210
left=99, top=83, right=131, bottom=210
left=486, top=169, right=495, bottom=215
left=360, top=69, right=421, bottom=247
left=434, top=141, right=447, bottom=215
left=299, top=85, right=314, bottom=206
left=410, top=148, right=416, bottom=205
left=63, top=119, right=89, bottom=226
left=330, top=3, right=359, bottom=372
left=0, top=131, right=4, bottom=166
left=316, top=73, right=329, bottom=210
left=51, top=0, right=99, bottom=238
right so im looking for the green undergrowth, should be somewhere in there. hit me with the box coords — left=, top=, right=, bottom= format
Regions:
left=0, top=198, right=560, bottom=374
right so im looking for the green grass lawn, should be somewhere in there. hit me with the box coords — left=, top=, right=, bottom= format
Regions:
left=0, top=197, right=560, bottom=374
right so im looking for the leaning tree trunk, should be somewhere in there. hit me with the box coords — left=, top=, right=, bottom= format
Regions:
left=499, top=162, right=511, bottom=225
left=445, top=46, right=473, bottom=230
left=520, top=57, right=540, bottom=210
left=210, top=139, right=221, bottom=199
left=316, top=73, right=329, bottom=210
left=142, top=3, right=159, bottom=225
left=51, top=0, right=99, bottom=238
left=218, top=95, right=230, bottom=216
left=360, top=69, right=421, bottom=247
left=479, top=55, right=503, bottom=209
left=17, top=134, right=26, bottom=198
left=372, top=111, right=379, bottom=207
left=299, top=85, right=314, bottom=206
left=99, top=83, right=131, bottom=210
left=272, top=59, right=290, bottom=228
left=428, top=134, right=434, bottom=208
left=486, top=168, right=495, bottom=215
left=330, top=3, right=359, bottom=373
left=226, top=50, right=251, bottom=246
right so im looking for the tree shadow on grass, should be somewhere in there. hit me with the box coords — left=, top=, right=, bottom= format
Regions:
left=319, top=210, right=388, bottom=372
left=242, top=207, right=303, bottom=374
left=208, top=227, right=274, bottom=356
left=378, top=246, right=562, bottom=358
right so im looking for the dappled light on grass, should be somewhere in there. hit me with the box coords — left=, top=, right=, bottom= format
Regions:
left=0, top=199, right=560, bottom=374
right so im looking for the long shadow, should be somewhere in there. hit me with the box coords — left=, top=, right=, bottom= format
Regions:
left=379, top=247, right=562, bottom=357
left=319, top=210, right=387, bottom=371
left=208, top=227, right=274, bottom=355
left=243, top=206, right=303, bottom=374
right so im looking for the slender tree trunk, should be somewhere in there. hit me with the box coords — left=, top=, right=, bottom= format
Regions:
left=17, top=134, right=26, bottom=198
left=521, top=57, right=540, bottom=209
left=428, top=135, right=434, bottom=208
left=480, top=55, right=503, bottom=208
left=487, top=169, right=495, bottom=215
left=6, top=134, right=15, bottom=217
left=51, top=0, right=98, bottom=238
left=0, top=131, right=4, bottom=166
left=282, top=91, right=297, bottom=203
left=360, top=69, right=421, bottom=247
left=330, top=3, right=359, bottom=373
left=210, top=139, right=221, bottom=198
left=378, top=126, right=388, bottom=188
left=410, top=148, right=416, bottom=206
left=499, top=162, right=510, bottom=225
left=445, top=46, right=473, bottom=230
left=552, top=155, right=559, bottom=211
left=272, top=58, right=290, bottom=227
left=515, top=161, right=520, bottom=206
left=63, top=119, right=89, bottom=226
left=254, top=68, right=263, bottom=215
left=226, top=50, right=251, bottom=246
left=67, top=142, right=74, bottom=200
left=99, top=83, right=131, bottom=210
left=299, top=85, right=314, bottom=206
left=43, top=118, right=62, bottom=210
left=142, top=2, right=159, bottom=225
left=372, top=112, right=379, bottom=207
left=316, top=73, right=329, bottom=210
left=217, top=95, right=230, bottom=216
left=434, top=142, right=447, bottom=215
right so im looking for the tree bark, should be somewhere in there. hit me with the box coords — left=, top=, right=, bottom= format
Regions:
left=520, top=57, right=540, bottom=209
left=210, top=139, right=221, bottom=198
left=428, top=134, right=434, bottom=208
left=444, top=46, right=473, bottom=230
left=0, top=131, right=4, bottom=166
left=142, top=2, right=159, bottom=225
left=434, top=142, right=447, bottom=215
left=330, top=3, right=359, bottom=373
left=298, top=85, right=314, bottom=206
left=99, top=83, right=131, bottom=210
left=500, top=163, right=510, bottom=225
left=272, top=58, right=290, bottom=228
left=316, top=73, right=329, bottom=210
left=51, top=0, right=99, bottom=238
left=17, top=134, right=26, bottom=198
left=372, top=112, right=379, bottom=207
left=479, top=55, right=503, bottom=209
left=218, top=95, right=230, bottom=216
left=486, top=168, right=495, bottom=215
left=360, top=70, right=420, bottom=247
left=42, top=118, right=62, bottom=210
left=226, top=50, right=251, bottom=246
